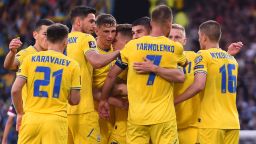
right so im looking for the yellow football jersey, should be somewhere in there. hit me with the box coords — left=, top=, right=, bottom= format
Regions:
left=15, top=46, right=38, bottom=109
left=67, top=31, right=97, bottom=114
left=117, top=36, right=186, bottom=125
left=16, top=46, right=38, bottom=64
left=93, top=47, right=113, bottom=88
left=112, top=107, right=128, bottom=137
left=174, top=51, right=200, bottom=129
left=194, top=48, right=239, bottom=129
left=17, top=50, right=81, bottom=117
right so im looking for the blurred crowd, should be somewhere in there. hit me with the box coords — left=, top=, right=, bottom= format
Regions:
left=0, top=0, right=255, bottom=142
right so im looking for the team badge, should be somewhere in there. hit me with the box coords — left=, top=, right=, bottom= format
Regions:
left=89, top=41, right=96, bottom=48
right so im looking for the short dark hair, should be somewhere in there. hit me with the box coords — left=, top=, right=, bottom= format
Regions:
left=35, top=19, right=54, bottom=31
left=96, top=14, right=116, bottom=27
left=151, top=5, right=173, bottom=24
left=47, top=23, right=69, bottom=43
left=116, top=24, right=132, bottom=39
left=132, top=16, right=151, bottom=32
left=199, top=20, right=221, bottom=42
left=70, top=6, right=96, bottom=24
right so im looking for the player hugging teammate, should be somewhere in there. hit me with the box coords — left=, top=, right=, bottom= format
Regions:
left=5, top=4, right=243, bottom=144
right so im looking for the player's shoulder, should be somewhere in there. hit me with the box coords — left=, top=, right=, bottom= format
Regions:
left=196, top=49, right=209, bottom=56
left=184, top=51, right=197, bottom=58
left=16, top=45, right=36, bottom=56
left=61, top=54, right=80, bottom=67
left=69, top=32, right=94, bottom=39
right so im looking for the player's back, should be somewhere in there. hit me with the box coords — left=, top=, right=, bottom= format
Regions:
left=174, top=51, right=200, bottom=129
left=18, top=50, right=80, bottom=117
left=195, top=48, right=239, bottom=129
left=120, top=36, right=186, bottom=125
left=67, top=31, right=96, bottom=114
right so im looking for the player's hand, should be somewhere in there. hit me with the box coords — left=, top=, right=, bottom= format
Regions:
left=121, top=99, right=129, bottom=110
left=9, top=37, right=22, bottom=53
left=227, top=41, right=243, bottom=56
left=133, top=57, right=157, bottom=74
left=98, top=100, right=110, bottom=119
left=16, top=114, right=23, bottom=132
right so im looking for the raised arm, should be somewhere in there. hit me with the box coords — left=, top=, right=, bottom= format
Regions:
left=4, top=38, right=23, bottom=70
left=227, top=41, right=243, bottom=56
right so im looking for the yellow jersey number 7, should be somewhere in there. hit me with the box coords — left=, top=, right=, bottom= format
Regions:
left=146, top=55, right=162, bottom=85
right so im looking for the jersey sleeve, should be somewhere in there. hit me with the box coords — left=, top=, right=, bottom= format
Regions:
left=115, top=43, right=129, bottom=70
left=194, top=50, right=208, bottom=75
left=17, top=56, right=30, bottom=80
left=71, top=62, right=82, bottom=90
left=15, top=49, right=27, bottom=65
left=83, top=35, right=97, bottom=54
left=175, top=42, right=187, bottom=66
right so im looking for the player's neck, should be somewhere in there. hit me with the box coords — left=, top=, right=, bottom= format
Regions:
left=97, top=39, right=111, bottom=51
left=150, top=27, right=165, bottom=37
left=33, top=43, right=43, bottom=52
left=47, top=43, right=64, bottom=53
left=71, top=26, right=82, bottom=33
left=204, top=42, right=219, bottom=50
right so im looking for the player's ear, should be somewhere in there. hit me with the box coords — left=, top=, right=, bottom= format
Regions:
left=183, top=37, right=187, bottom=45
left=64, top=38, right=68, bottom=46
left=94, top=26, right=100, bottom=35
left=33, top=31, right=38, bottom=40
left=74, top=17, right=81, bottom=27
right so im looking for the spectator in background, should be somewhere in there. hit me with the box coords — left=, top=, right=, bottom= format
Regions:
left=2, top=105, right=17, bottom=144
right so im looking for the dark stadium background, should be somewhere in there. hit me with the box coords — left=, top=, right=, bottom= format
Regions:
left=0, top=0, right=255, bottom=143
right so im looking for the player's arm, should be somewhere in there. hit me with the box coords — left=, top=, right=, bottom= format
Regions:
left=86, top=50, right=120, bottom=69
left=68, top=89, right=80, bottom=105
left=2, top=115, right=15, bottom=144
left=4, top=38, right=23, bottom=70
left=99, top=64, right=124, bottom=119
left=174, top=72, right=206, bottom=104
left=11, top=77, right=25, bottom=115
left=133, top=57, right=185, bottom=83
left=93, top=88, right=102, bottom=101
left=111, top=83, right=128, bottom=96
left=227, top=41, right=243, bottom=56
left=11, top=77, right=26, bottom=131
left=69, top=63, right=81, bottom=105
left=108, top=96, right=128, bottom=110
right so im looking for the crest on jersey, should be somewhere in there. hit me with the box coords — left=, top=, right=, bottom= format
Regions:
left=194, top=56, right=203, bottom=64
left=96, top=135, right=101, bottom=142
left=88, top=41, right=96, bottom=48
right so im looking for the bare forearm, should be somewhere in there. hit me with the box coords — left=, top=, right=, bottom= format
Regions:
left=108, top=97, right=122, bottom=107
left=174, top=84, right=201, bottom=105
left=69, top=89, right=80, bottom=105
left=112, top=83, right=128, bottom=96
left=2, top=117, right=14, bottom=142
left=99, top=51, right=119, bottom=67
left=154, top=66, right=185, bottom=83
left=101, top=77, right=116, bottom=101
left=4, top=51, right=18, bottom=70
left=12, top=90, right=23, bottom=114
